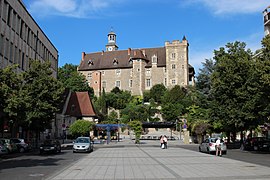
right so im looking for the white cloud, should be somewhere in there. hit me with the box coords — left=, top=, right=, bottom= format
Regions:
left=184, top=0, right=270, bottom=15
left=27, top=0, right=125, bottom=18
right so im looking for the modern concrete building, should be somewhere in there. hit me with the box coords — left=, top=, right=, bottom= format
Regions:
left=0, top=0, right=58, bottom=77
left=78, top=31, right=195, bottom=97
left=263, top=6, right=270, bottom=36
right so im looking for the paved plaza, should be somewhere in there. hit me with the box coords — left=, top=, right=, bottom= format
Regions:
left=47, top=138, right=270, bottom=180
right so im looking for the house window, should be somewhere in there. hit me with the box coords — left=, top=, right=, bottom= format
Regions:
left=146, top=79, right=151, bottom=87
left=116, top=80, right=121, bottom=88
left=182, top=65, right=184, bottom=69
left=164, top=78, right=167, bottom=86
left=172, top=79, right=176, bottom=85
left=129, top=79, right=132, bottom=87
left=116, top=69, right=121, bottom=75
left=146, top=68, right=150, bottom=74
left=172, top=64, right=176, bottom=69
left=102, top=71, right=105, bottom=75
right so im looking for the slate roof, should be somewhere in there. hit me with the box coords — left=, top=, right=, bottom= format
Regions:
left=78, top=47, right=166, bottom=71
left=65, top=92, right=96, bottom=117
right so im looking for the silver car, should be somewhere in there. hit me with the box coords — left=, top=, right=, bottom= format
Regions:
left=0, top=141, right=8, bottom=155
left=199, top=137, right=227, bottom=155
left=73, top=137, right=93, bottom=153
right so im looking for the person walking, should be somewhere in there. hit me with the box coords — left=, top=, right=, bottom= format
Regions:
left=216, top=137, right=222, bottom=156
left=160, top=135, right=164, bottom=149
left=163, top=135, right=168, bottom=149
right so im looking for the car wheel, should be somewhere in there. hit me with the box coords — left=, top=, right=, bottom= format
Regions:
left=40, top=151, right=43, bottom=155
left=253, top=146, right=258, bottom=151
left=207, top=148, right=210, bottom=154
left=19, top=147, right=25, bottom=153
left=199, top=147, right=201, bottom=152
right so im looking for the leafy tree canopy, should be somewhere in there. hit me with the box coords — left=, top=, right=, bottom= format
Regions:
left=69, top=120, right=95, bottom=137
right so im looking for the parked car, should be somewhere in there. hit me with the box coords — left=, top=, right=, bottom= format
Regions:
left=73, top=137, right=93, bottom=153
left=199, top=137, right=227, bottom=155
left=0, top=138, right=18, bottom=153
left=10, top=138, right=31, bottom=153
left=39, top=139, right=61, bottom=154
left=0, top=141, right=8, bottom=155
left=244, top=137, right=270, bottom=151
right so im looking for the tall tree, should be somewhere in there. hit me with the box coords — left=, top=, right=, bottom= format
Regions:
left=22, top=60, right=64, bottom=132
left=211, top=41, right=257, bottom=137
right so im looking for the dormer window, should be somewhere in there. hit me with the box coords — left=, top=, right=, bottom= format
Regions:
left=88, top=59, right=93, bottom=65
left=152, top=55, right=157, bottom=64
left=113, top=58, right=118, bottom=65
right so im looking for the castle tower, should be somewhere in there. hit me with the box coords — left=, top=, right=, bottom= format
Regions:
left=165, top=36, right=189, bottom=88
left=106, top=30, right=118, bottom=51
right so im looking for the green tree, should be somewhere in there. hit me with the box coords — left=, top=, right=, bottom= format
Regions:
left=69, top=120, right=95, bottom=137
left=22, top=60, right=64, bottom=132
left=58, top=63, right=94, bottom=95
left=210, top=41, right=256, bottom=139
left=128, top=120, right=142, bottom=144
left=0, top=65, right=25, bottom=135
left=196, top=58, right=215, bottom=95
left=150, top=84, right=167, bottom=103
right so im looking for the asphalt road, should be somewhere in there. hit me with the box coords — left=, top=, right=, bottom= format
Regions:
left=177, top=144, right=270, bottom=168
left=1, top=143, right=270, bottom=180
left=0, top=149, right=89, bottom=180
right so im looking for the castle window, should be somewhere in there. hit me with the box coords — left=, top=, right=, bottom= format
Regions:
left=116, top=80, right=121, bottom=88
left=102, top=81, right=106, bottom=88
left=172, top=79, right=176, bottom=85
left=164, top=67, right=167, bottom=73
left=164, top=78, right=167, bottom=86
left=152, top=55, right=157, bottom=63
left=171, top=53, right=176, bottom=59
left=129, top=79, right=132, bottom=87
left=172, top=64, right=176, bottom=69
left=146, top=69, right=151, bottom=74
left=87, top=73, right=92, bottom=78
left=116, top=69, right=121, bottom=75
left=182, top=65, right=184, bottom=69
left=102, top=71, right=105, bottom=75
left=146, top=79, right=151, bottom=87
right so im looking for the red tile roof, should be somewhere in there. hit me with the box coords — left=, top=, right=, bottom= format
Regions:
left=65, top=92, right=96, bottom=117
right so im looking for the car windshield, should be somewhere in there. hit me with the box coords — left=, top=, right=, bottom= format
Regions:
left=43, top=140, right=54, bottom=145
left=75, top=138, right=90, bottom=143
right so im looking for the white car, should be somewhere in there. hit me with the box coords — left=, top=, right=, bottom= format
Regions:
left=73, top=137, right=93, bottom=153
left=199, top=138, right=227, bottom=155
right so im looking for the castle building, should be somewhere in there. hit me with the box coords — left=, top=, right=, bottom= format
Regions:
left=0, top=0, right=58, bottom=77
left=78, top=31, right=195, bottom=96
left=264, top=6, right=270, bottom=36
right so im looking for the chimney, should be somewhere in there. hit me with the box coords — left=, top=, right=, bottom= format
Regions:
left=142, top=49, right=146, bottom=56
left=128, top=48, right=131, bottom=55
left=81, top=52, right=85, bottom=61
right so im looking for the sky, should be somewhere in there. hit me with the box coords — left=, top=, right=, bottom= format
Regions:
left=22, top=0, right=270, bottom=75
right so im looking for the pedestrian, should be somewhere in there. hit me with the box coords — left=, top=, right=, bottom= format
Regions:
left=163, top=135, right=168, bottom=149
left=160, top=135, right=164, bottom=149
left=216, top=137, right=222, bottom=156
